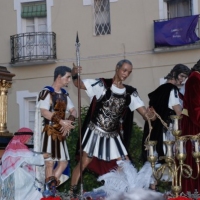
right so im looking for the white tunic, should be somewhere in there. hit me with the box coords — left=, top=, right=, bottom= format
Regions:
left=83, top=79, right=144, bottom=111
left=168, top=89, right=181, bottom=109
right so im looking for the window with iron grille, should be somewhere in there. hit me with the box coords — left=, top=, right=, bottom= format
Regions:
left=93, top=0, right=111, bottom=36
left=165, top=0, right=192, bottom=19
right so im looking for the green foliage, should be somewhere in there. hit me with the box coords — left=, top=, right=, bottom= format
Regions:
left=129, top=122, right=143, bottom=170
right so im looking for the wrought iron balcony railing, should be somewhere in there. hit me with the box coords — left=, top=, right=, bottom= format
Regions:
left=10, top=32, right=56, bottom=64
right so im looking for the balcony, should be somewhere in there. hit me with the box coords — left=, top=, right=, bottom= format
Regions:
left=10, top=32, right=56, bottom=65
left=153, top=15, right=200, bottom=53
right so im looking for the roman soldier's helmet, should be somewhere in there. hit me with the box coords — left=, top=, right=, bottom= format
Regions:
left=164, top=64, right=191, bottom=80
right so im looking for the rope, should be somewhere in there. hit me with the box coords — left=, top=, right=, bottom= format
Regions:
left=144, top=108, right=170, bottom=150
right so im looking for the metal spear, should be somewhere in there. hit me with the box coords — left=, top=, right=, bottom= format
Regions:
left=75, top=32, right=84, bottom=200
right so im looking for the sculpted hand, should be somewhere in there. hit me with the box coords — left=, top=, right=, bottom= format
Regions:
left=60, top=128, right=70, bottom=137
left=72, top=63, right=82, bottom=75
left=59, top=120, right=75, bottom=136
left=43, top=152, right=51, bottom=159
left=146, top=107, right=156, bottom=121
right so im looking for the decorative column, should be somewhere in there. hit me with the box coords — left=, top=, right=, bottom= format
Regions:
left=0, top=80, right=12, bottom=134
left=0, top=66, right=15, bottom=157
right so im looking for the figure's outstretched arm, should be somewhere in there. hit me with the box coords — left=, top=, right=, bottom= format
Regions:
left=137, top=106, right=156, bottom=121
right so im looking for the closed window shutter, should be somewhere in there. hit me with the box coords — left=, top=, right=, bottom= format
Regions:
left=21, top=2, right=46, bottom=18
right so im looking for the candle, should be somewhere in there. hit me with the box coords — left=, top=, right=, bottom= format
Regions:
left=167, top=145, right=172, bottom=157
left=179, top=141, right=183, bottom=154
left=173, top=118, right=178, bottom=131
left=195, top=141, right=199, bottom=152
left=149, top=146, right=153, bottom=156
left=163, top=144, right=166, bottom=155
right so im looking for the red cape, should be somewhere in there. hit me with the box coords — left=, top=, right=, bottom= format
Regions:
left=181, top=71, right=200, bottom=193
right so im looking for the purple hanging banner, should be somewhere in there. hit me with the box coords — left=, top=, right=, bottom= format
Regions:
left=154, top=15, right=199, bottom=46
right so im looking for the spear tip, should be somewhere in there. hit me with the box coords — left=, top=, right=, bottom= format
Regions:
left=76, top=32, right=79, bottom=44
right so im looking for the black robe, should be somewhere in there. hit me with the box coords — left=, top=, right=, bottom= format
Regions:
left=142, top=83, right=179, bottom=163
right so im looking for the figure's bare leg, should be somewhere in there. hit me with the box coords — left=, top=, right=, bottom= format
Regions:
left=44, top=160, right=58, bottom=195
left=53, top=160, right=68, bottom=180
left=70, top=152, right=92, bottom=193
left=45, top=160, right=54, bottom=179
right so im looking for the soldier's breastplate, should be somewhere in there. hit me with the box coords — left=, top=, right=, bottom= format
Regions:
left=43, top=91, right=68, bottom=141
left=51, top=92, right=67, bottom=119
left=44, top=92, right=67, bottom=126
left=92, top=92, right=127, bottom=132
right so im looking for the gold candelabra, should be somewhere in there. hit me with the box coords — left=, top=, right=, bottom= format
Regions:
left=146, top=115, right=200, bottom=197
